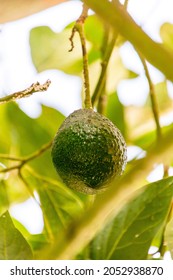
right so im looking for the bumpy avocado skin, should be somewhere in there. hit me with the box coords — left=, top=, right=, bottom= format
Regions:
left=51, top=109, right=127, bottom=194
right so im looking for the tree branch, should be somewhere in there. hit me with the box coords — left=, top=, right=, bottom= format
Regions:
left=0, top=140, right=53, bottom=174
left=0, top=80, right=51, bottom=104
left=83, top=0, right=173, bottom=82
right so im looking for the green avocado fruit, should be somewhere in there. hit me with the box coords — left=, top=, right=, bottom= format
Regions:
left=51, top=109, right=127, bottom=194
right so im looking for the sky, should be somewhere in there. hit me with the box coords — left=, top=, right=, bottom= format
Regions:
left=1, top=0, right=173, bottom=250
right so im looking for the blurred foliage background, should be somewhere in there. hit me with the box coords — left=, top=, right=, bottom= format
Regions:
left=1, top=0, right=173, bottom=260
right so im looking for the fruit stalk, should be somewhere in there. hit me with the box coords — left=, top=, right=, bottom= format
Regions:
left=69, top=4, right=92, bottom=109
left=76, top=22, right=92, bottom=109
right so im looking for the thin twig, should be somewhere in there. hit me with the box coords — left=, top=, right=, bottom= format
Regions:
left=0, top=80, right=51, bottom=104
left=0, top=155, right=23, bottom=161
left=0, top=140, right=53, bottom=174
left=0, top=164, right=21, bottom=173
left=137, top=51, right=162, bottom=140
left=23, top=140, right=53, bottom=163
left=69, top=3, right=92, bottom=109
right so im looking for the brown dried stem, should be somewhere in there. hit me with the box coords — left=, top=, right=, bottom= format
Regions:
left=0, top=80, right=51, bottom=104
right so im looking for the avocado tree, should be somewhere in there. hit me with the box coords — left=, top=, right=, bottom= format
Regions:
left=1, top=0, right=173, bottom=260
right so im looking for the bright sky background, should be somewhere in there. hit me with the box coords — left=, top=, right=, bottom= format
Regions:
left=1, top=1, right=173, bottom=258
left=1, top=0, right=173, bottom=118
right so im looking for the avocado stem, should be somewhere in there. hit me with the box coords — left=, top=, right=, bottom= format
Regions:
left=76, top=22, right=92, bottom=109
left=69, top=4, right=92, bottom=109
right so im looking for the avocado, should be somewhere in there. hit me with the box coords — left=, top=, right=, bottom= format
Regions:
left=51, top=108, right=127, bottom=194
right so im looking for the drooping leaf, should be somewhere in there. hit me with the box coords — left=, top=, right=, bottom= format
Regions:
left=0, top=211, right=33, bottom=260
left=90, top=177, right=173, bottom=260
left=24, top=172, right=84, bottom=241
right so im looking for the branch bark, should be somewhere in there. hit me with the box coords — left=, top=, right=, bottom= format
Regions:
left=0, top=80, right=51, bottom=104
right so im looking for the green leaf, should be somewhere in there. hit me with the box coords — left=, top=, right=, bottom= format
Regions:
left=29, top=18, right=135, bottom=96
left=29, top=15, right=105, bottom=76
left=26, top=105, right=65, bottom=178
left=12, top=218, right=50, bottom=255
left=0, top=181, right=9, bottom=216
left=165, top=215, right=173, bottom=258
left=30, top=25, right=83, bottom=75
left=0, top=211, right=33, bottom=260
left=84, top=15, right=104, bottom=48
left=6, top=103, right=52, bottom=156
left=106, top=92, right=126, bottom=137
left=90, top=177, right=173, bottom=260
left=25, top=173, right=84, bottom=241
left=0, top=104, right=12, bottom=153
left=37, top=105, right=65, bottom=137
left=28, top=234, right=49, bottom=253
